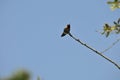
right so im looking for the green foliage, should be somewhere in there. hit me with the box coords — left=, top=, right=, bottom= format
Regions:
left=0, top=69, right=30, bottom=80
left=107, top=0, right=120, bottom=11
left=101, top=18, right=120, bottom=37
left=0, top=69, right=42, bottom=80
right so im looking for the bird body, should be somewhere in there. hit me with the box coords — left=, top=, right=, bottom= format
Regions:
left=61, top=24, right=70, bottom=37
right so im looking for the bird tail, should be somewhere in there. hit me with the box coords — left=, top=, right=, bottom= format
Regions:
left=61, top=33, right=66, bottom=37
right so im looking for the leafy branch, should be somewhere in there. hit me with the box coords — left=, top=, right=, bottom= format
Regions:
left=98, top=18, right=119, bottom=37
left=107, top=0, right=120, bottom=11
left=68, top=33, right=120, bottom=70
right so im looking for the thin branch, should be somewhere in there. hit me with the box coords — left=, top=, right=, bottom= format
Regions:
left=101, top=38, right=120, bottom=53
left=68, top=33, right=120, bottom=70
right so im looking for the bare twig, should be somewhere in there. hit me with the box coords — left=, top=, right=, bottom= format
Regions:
left=101, top=38, right=120, bottom=53
left=68, top=33, right=120, bottom=70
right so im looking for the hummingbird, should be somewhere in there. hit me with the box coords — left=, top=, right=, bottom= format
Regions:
left=61, top=24, right=70, bottom=37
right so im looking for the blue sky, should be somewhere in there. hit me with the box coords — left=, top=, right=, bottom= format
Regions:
left=0, top=0, right=120, bottom=80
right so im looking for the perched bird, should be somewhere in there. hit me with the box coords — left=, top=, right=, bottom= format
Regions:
left=61, top=24, right=70, bottom=37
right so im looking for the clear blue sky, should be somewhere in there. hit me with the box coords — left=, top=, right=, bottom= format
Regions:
left=0, top=0, right=120, bottom=80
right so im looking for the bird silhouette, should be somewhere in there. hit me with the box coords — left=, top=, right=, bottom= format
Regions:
left=61, top=24, right=70, bottom=37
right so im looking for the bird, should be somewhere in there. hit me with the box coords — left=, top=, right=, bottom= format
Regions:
left=61, top=24, right=70, bottom=37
